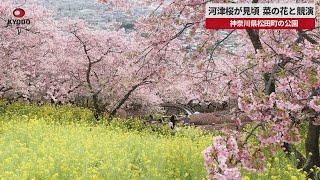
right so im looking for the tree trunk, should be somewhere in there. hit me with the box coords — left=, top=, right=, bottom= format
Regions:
left=304, top=119, right=320, bottom=179
left=246, top=0, right=320, bottom=176
left=110, top=80, right=151, bottom=117
left=245, top=3, right=309, bottom=172
left=92, top=93, right=101, bottom=120
left=263, top=73, right=275, bottom=95
left=283, top=142, right=305, bottom=169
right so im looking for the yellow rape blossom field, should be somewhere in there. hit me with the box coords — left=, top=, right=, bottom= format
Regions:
left=0, top=101, right=213, bottom=179
left=0, top=100, right=317, bottom=179
left=0, top=119, right=211, bottom=179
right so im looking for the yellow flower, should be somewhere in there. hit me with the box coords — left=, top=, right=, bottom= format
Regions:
left=300, top=173, right=306, bottom=179
left=274, top=157, right=279, bottom=163
left=244, top=176, right=250, bottom=180
left=291, top=176, right=298, bottom=180
left=267, top=162, right=271, bottom=168
left=51, top=173, right=59, bottom=180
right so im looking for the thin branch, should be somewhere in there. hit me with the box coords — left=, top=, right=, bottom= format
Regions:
left=208, top=30, right=235, bottom=62
left=265, top=62, right=278, bottom=95
left=242, top=122, right=263, bottom=147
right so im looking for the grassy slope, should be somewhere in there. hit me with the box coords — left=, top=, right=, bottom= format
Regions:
left=0, top=119, right=213, bottom=179
left=0, top=100, right=214, bottom=179
left=0, top=100, right=316, bottom=179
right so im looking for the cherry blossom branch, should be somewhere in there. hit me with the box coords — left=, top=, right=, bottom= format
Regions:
left=0, top=86, right=13, bottom=94
left=185, top=0, right=211, bottom=7
left=242, top=121, right=263, bottom=146
left=110, top=79, right=153, bottom=117
left=297, top=30, right=319, bottom=45
left=265, top=62, right=278, bottom=95
left=148, top=1, right=164, bottom=17
left=208, top=30, right=235, bottom=62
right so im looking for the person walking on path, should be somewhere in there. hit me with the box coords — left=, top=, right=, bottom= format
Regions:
left=169, top=115, right=177, bottom=129
left=147, top=114, right=154, bottom=123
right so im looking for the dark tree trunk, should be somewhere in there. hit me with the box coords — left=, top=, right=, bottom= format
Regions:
left=110, top=80, right=151, bottom=117
left=283, top=142, right=305, bottom=169
left=245, top=0, right=311, bottom=172
left=92, top=94, right=102, bottom=120
left=263, top=73, right=275, bottom=95
left=245, top=0, right=320, bottom=176
left=304, top=119, right=320, bottom=178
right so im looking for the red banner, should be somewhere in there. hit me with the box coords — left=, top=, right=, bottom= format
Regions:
left=206, top=18, right=316, bottom=29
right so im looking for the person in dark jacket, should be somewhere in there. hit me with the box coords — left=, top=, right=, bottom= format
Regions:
left=158, top=118, right=164, bottom=123
left=169, top=115, right=177, bottom=129
left=147, top=115, right=154, bottom=123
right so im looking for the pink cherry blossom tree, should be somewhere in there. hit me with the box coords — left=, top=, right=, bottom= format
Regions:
left=98, top=0, right=320, bottom=178
left=0, top=1, right=64, bottom=102
left=1, top=1, right=193, bottom=120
